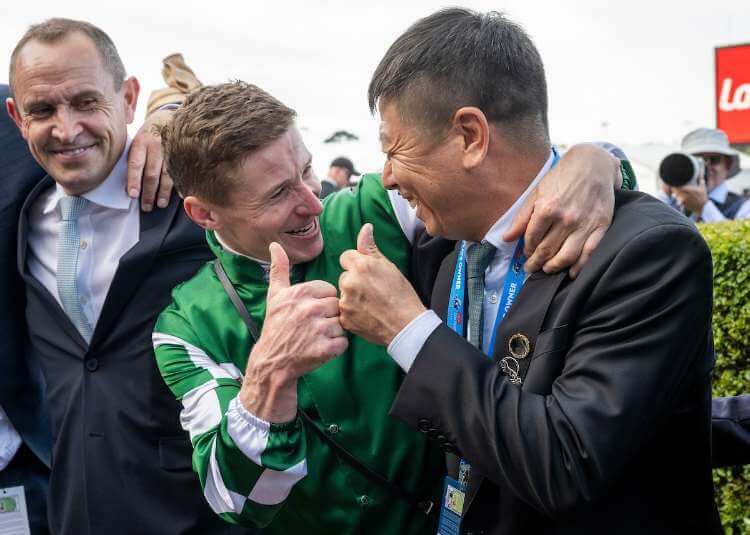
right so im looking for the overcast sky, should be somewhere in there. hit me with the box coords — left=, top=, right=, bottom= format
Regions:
left=2, top=0, right=749, bottom=176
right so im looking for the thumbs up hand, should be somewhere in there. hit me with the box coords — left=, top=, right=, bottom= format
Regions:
left=356, top=222, right=383, bottom=257
left=240, top=242, right=348, bottom=423
left=267, top=242, right=291, bottom=299
left=339, top=224, right=426, bottom=346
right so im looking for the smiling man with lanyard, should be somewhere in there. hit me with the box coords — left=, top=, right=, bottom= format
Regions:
left=339, top=8, right=720, bottom=535
left=446, top=150, right=560, bottom=387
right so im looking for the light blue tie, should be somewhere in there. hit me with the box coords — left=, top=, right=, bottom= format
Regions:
left=465, top=241, right=496, bottom=350
left=57, top=195, right=92, bottom=343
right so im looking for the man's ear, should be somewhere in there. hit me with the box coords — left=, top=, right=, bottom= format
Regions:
left=6, top=98, right=27, bottom=136
left=453, top=106, right=490, bottom=170
left=183, top=196, right=220, bottom=230
left=121, top=76, right=140, bottom=125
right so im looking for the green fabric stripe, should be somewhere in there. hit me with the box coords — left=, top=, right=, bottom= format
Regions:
left=620, top=160, right=637, bottom=191
left=259, top=416, right=307, bottom=471
left=156, top=346, right=216, bottom=400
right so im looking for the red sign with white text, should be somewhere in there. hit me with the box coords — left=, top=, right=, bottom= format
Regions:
left=716, top=44, right=750, bottom=144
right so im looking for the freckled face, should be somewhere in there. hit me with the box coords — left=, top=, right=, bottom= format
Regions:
left=9, top=32, right=137, bottom=195
left=211, top=127, right=325, bottom=264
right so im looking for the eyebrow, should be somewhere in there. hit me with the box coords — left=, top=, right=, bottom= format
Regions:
left=70, top=90, right=103, bottom=101
left=261, top=155, right=315, bottom=198
left=24, top=89, right=102, bottom=110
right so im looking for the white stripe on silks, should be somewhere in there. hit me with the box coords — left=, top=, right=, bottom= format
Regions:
left=248, top=460, right=308, bottom=506
left=152, top=332, right=234, bottom=381
left=180, top=380, right=223, bottom=441
left=219, top=362, right=243, bottom=380
left=203, top=437, right=247, bottom=514
left=226, top=396, right=270, bottom=466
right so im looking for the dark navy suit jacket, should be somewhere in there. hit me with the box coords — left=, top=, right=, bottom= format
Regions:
left=0, top=83, right=52, bottom=468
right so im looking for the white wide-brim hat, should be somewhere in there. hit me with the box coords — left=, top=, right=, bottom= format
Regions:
left=681, top=128, right=741, bottom=178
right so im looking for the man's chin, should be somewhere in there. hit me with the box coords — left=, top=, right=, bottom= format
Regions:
left=424, top=218, right=444, bottom=239
left=50, top=170, right=103, bottom=196
left=284, top=234, right=324, bottom=265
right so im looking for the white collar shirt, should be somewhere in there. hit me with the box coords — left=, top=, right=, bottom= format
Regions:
left=26, top=139, right=140, bottom=333
left=466, top=150, right=555, bottom=352
left=0, top=406, right=21, bottom=471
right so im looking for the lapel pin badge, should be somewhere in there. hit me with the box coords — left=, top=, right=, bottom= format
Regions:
left=508, top=333, right=531, bottom=360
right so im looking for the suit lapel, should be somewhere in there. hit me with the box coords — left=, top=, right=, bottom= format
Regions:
left=463, top=270, right=567, bottom=513
left=433, top=254, right=568, bottom=515
left=90, top=194, right=180, bottom=346
left=18, top=176, right=88, bottom=349
left=489, top=270, right=568, bottom=364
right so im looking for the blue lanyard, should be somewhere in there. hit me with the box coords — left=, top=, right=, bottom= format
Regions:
left=446, top=239, right=526, bottom=357
left=438, top=149, right=560, bottom=534
left=445, top=149, right=559, bottom=357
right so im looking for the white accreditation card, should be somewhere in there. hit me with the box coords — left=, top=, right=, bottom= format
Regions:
left=0, top=486, right=31, bottom=535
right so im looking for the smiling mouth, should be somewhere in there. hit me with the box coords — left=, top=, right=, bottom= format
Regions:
left=49, top=143, right=98, bottom=157
left=285, top=218, right=319, bottom=238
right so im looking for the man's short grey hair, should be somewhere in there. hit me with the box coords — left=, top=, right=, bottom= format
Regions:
left=368, top=8, right=549, bottom=146
left=9, top=18, right=126, bottom=95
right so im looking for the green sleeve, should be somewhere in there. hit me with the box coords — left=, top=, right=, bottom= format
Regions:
left=620, top=159, right=637, bottom=191
left=319, top=173, right=411, bottom=273
left=153, top=304, right=308, bottom=528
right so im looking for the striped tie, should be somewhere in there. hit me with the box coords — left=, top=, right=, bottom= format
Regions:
left=465, top=241, right=496, bottom=350
left=57, top=195, right=92, bottom=343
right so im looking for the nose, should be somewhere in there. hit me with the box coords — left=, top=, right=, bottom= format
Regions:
left=51, top=107, right=83, bottom=144
left=304, top=171, right=322, bottom=198
left=297, top=181, right=323, bottom=216
left=382, top=160, right=397, bottom=190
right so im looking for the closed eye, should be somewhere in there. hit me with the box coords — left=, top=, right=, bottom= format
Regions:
left=269, top=186, right=286, bottom=200
left=75, top=98, right=98, bottom=110
left=27, top=105, right=54, bottom=119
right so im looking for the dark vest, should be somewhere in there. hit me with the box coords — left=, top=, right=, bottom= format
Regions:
left=714, top=191, right=747, bottom=219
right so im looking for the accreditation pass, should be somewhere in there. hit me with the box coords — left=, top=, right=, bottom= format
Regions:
left=0, top=486, right=31, bottom=535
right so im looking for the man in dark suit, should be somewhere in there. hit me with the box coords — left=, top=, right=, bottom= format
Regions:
left=338, top=8, right=720, bottom=534
left=7, top=18, right=252, bottom=534
left=1, top=67, right=180, bottom=535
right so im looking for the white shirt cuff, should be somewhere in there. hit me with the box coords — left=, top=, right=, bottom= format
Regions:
left=230, top=396, right=271, bottom=430
left=387, top=310, right=442, bottom=372
left=700, top=200, right=726, bottom=222
left=225, top=396, right=271, bottom=466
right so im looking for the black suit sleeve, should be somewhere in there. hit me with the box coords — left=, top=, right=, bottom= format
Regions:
left=408, top=230, right=455, bottom=306
left=390, top=223, right=713, bottom=515
left=712, top=395, right=750, bottom=467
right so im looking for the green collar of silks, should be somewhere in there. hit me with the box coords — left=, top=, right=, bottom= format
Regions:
left=206, top=230, right=305, bottom=286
